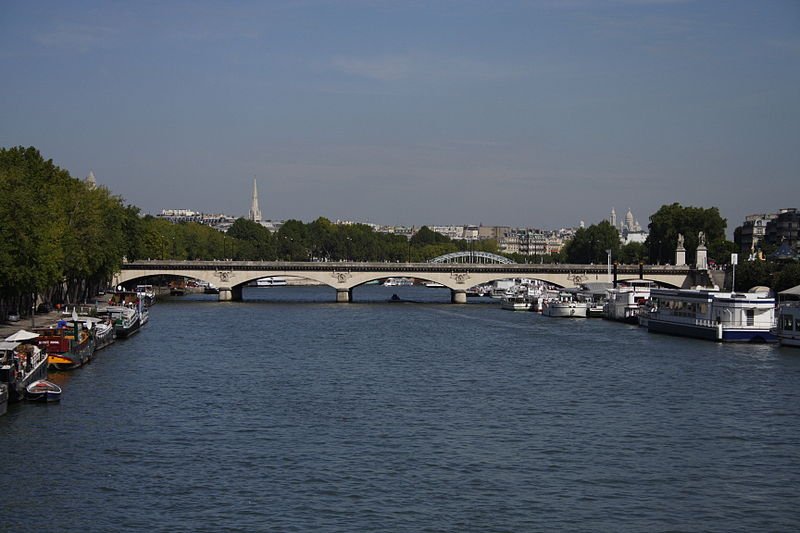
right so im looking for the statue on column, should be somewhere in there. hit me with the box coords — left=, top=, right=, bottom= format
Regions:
left=677, top=233, right=684, bottom=249
left=698, top=231, right=706, bottom=247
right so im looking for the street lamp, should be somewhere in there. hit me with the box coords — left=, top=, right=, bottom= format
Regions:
left=606, top=249, right=612, bottom=282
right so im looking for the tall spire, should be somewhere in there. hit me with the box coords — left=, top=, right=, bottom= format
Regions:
left=249, top=177, right=262, bottom=222
left=85, top=170, right=97, bottom=190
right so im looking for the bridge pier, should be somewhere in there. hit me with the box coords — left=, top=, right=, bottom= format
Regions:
left=336, top=288, right=352, bottom=303
left=451, top=290, right=467, bottom=304
left=217, top=286, right=242, bottom=302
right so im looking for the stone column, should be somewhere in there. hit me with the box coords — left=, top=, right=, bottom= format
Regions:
left=675, top=233, right=686, bottom=266
left=336, top=288, right=352, bottom=303
left=675, top=246, right=686, bottom=266
left=696, top=245, right=708, bottom=270
left=451, top=290, right=467, bottom=304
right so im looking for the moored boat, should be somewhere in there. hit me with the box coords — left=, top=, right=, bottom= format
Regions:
left=0, top=383, right=8, bottom=416
left=1, top=332, right=49, bottom=402
left=135, top=284, right=156, bottom=306
left=501, top=294, right=533, bottom=311
left=541, top=292, right=588, bottom=318
left=36, top=321, right=96, bottom=370
left=25, top=379, right=62, bottom=402
left=646, top=288, right=776, bottom=342
left=775, top=302, right=800, bottom=348
left=106, top=305, right=141, bottom=338
left=605, top=280, right=658, bottom=324
left=775, top=284, right=800, bottom=348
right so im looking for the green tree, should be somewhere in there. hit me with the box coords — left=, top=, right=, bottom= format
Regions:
left=276, top=219, right=309, bottom=260
left=562, top=221, right=620, bottom=264
left=645, top=203, right=727, bottom=264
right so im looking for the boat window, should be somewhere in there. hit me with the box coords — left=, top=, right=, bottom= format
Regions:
left=746, top=309, right=754, bottom=326
left=782, top=315, right=794, bottom=331
left=796, top=317, right=800, bottom=332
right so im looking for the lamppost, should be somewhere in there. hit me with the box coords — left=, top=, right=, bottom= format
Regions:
left=606, top=249, right=612, bottom=282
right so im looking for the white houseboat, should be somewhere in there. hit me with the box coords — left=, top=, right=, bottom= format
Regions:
left=646, top=288, right=776, bottom=342
left=776, top=303, right=800, bottom=347
left=604, top=280, right=658, bottom=324
left=775, top=284, right=800, bottom=347
left=541, top=292, right=588, bottom=318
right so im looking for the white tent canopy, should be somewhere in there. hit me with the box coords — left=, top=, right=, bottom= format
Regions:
left=778, top=284, right=800, bottom=298
left=4, top=329, right=40, bottom=342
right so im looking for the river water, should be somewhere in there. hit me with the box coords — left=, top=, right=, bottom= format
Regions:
left=2, top=285, right=800, bottom=532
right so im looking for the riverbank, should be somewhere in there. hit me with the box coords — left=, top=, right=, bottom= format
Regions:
left=0, top=310, right=63, bottom=338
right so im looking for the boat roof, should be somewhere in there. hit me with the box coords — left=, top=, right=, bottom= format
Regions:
left=779, top=284, right=800, bottom=297
left=5, top=329, right=40, bottom=342
left=0, top=341, right=21, bottom=351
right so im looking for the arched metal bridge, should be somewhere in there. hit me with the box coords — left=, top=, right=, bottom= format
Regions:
left=428, top=251, right=515, bottom=264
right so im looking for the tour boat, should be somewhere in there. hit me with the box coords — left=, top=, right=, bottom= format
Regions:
left=1, top=332, right=49, bottom=402
left=250, top=277, right=288, bottom=287
left=646, top=288, right=776, bottom=342
left=25, top=379, right=62, bottom=402
left=775, top=302, right=800, bottom=348
left=383, top=277, right=414, bottom=287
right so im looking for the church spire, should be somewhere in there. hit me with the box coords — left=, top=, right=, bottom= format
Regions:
left=249, top=177, right=262, bottom=222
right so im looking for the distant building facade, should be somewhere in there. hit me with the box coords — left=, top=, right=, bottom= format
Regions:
left=611, top=207, right=648, bottom=245
left=765, top=208, right=800, bottom=251
left=157, top=209, right=236, bottom=232
left=739, top=213, right=777, bottom=255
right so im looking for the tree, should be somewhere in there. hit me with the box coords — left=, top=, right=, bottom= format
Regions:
left=276, top=219, right=309, bottom=260
left=645, top=203, right=728, bottom=265
left=562, top=221, right=620, bottom=264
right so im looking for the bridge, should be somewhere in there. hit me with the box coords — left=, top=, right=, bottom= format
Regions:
left=114, top=259, right=698, bottom=303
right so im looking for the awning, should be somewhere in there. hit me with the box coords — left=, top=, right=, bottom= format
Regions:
left=4, top=329, right=40, bottom=342
left=779, top=284, right=800, bottom=297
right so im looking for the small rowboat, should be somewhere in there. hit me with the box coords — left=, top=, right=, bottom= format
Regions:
left=25, top=380, right=62, bottom=402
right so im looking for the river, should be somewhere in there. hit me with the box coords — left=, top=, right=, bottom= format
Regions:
left=2, top=285, right=800, bottom=532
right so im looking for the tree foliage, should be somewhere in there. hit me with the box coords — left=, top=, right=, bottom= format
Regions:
left=645, top=203, right=730, bottom=264
left=0, top=146, right=135, bottom=315
left=562, top=221, right=621, bottom=264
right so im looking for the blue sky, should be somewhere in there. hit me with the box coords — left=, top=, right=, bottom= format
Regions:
left=1, top=1, right=798, bottom=233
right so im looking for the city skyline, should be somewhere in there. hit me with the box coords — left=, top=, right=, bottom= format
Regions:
left=1, top=1, right=797, bottom=233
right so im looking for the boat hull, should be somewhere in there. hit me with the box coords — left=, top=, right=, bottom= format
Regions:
left=47, top=337, right=95, bottom=370
left=648, top=319, right=776, bottom=343
left=543, top=303, right=588, bottom=318
left=0, top=384, right=8, bottom=416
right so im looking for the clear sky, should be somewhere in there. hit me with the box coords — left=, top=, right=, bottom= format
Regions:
left=1, top=1, right=797, bottom=233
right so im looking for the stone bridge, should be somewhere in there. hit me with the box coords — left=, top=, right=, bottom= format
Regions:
left=114, top=260, right=698, bottom=303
